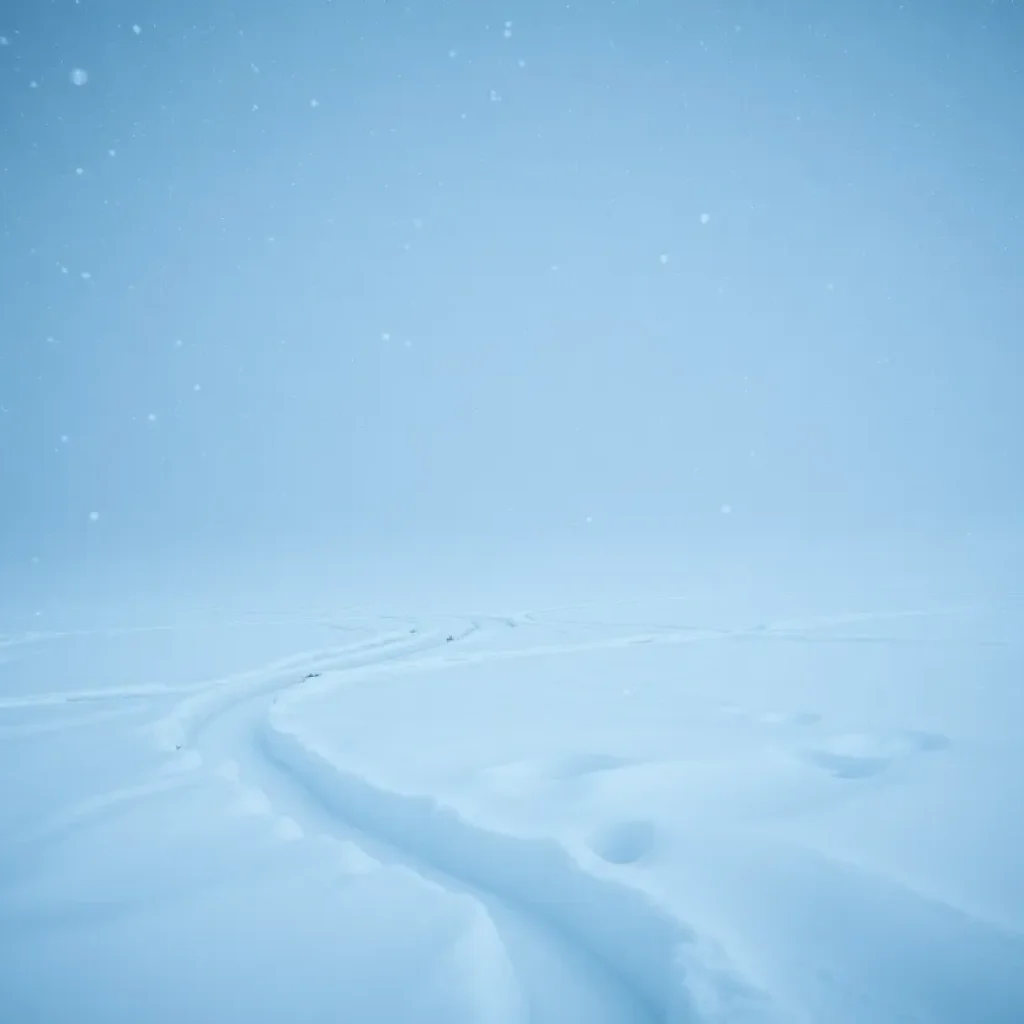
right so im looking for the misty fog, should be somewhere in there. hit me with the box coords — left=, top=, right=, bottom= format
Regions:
left=4, top=7, right=1024, bottom=1022
left=2, top=0, right=1022, bottom=574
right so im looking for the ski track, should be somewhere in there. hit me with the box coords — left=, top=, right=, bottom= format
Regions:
left=6, top=604, right=984, bottom=1021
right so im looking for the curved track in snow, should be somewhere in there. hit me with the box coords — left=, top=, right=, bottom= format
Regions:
left=21, top=601, right=981, bottom=1022
left=4, top=598, right=1022, bottom=1022
left=163, top=613, right=805, bottom=1023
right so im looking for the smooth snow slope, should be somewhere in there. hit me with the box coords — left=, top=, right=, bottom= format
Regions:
left=1, top=549, right=1023, bottom=1023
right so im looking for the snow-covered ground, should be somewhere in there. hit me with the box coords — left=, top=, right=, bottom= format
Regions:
left=2, top=543, right=1023, bottom=1023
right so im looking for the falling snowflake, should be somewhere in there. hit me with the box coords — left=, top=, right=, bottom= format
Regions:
left=108, top=148, right=116, bottom=156
left=309, top=98, right=319, bottom=108
left=490, top=89, right=501, bottom=102
left=70, top=68, right=89, bottom=86
left=448, top=48, right=457, bottom=58
left=720, top=504, right=732, bottom=515
left=381, top=332, right=391, bottom=341
left=517, top=58, right=526, bottom=68
left=60, top=435, right=69, bottom=443
left=700, top=212, right=711, bottom=225
left=88, top=511, right=99, bottom=522
left=147, top=413, right=157, bottom=422
left=504, top=21, right=513, bottom=38
left=659, top=253, right=670, bottom=265
left=75, top=167, right=84, bottom=175
left=80, top=271, right=91, bottom=279
left=193, top=383, right=202, bottom=392
left=29, top=80, right=38, bottom=88
left=0, top=36, right=8, bottom=46
left=132, top=24, right=141, bottom=35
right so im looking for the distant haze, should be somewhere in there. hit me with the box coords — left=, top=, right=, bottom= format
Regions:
left=2, top=0, right=1022, bottom=571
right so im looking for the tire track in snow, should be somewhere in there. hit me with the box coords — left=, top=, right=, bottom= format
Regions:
left=184, top=616, right=783, bottom=1023
left=158, top=604, right=966, bottom=1021
left=0, top=683, right=206, bottom=710
left=187, top=617, right=673, bottom=1020
left=262, top=707, right=776, bottom=1024
left=11, top=631, right=455, bottom=849
left=152, top=626, right=460, bottom=754
left=194, top=640, right=655, bottom=1024
left=0, top=604, right=964, bottom=713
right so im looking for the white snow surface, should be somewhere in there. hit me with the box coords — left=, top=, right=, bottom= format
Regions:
left=2, top=543, right=1023, bottom=1022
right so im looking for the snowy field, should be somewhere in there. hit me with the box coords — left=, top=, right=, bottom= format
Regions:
left=1, top=542, right=1023, bottom=1023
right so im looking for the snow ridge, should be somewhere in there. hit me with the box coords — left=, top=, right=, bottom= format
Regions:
left=263, top=704, right=778, bottom=1024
